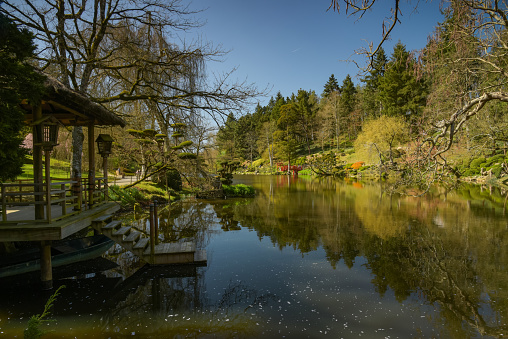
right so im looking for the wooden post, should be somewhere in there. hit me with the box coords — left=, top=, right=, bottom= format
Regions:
left=60, top=183, right=67, bottom=216
left=40, top=240, right=53, bottom=290
left=103, top=156, right=108, bottom=202
left=33, top=104, right=44, bottom=220
left=1, top=184, right=6, bottom=222
left=18, top=180, right=22, bottom=203
left=154, top=201, right=159, bottom=245
left=88, top=124, right=95, bottom=206
left=45, top=149, right=52, bottom=222
left=149, top=203, right=155, bottom=257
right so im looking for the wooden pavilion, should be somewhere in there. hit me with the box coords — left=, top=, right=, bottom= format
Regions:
left=0, top=74, right=126, bottom=289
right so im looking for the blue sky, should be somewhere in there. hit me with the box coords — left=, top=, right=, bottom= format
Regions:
left=187, top=0, right=444, bottom=110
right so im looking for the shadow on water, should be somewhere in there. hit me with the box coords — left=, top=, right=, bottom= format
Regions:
left=0, top=175, right=507, bottom=338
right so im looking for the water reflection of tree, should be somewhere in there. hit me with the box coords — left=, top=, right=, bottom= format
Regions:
left=217, top=176, right=508, bottom=338
left=211, top=201, right=243, bottom=231
left=97, top=263, right=272, bottom=337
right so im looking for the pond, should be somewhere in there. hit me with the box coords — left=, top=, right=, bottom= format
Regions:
left=0, top=175, right=507, bottom=338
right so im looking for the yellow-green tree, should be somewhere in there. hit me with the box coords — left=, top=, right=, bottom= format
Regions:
left=354, top=115, right=409, bottom=165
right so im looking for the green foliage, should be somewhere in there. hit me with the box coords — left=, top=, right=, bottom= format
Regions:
left=176, top=140, right=193, bottom=148
left=460, top=154, right=507, bottom=178
left=24, top=285, right=65, bottom=339
left=294, top=156, right=307, bottom=166
left=142, top=129, right=157, bottom=138
left=469, top=157, right=486, bottom=173
left=218, top=159, right=241, bottom=185
left=340, top=74, right=357, bottom=114
left=378, top=42, right=427, bottom=118
left=354, top=115, right=409, bottom=163
left=177, top=152, right=197, bottom=160
left=222, top=184, right=255, bottom=197
left=135, top=182, right=170, bottom=201
left=153, top=168, right=182, bottom=191
left=252, top=158, right=265, bottom=167
left=126, top=129, right=144, bottom=138
left=108, top=185, right=147, bottom=207
left=0, top=13, right=45, bottom=182
left=323, top=74, right=340, bottom=97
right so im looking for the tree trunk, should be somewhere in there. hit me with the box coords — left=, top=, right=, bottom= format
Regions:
left=71, top=126, right=84, bottom=178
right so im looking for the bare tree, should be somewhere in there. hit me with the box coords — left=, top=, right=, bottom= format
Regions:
left=2, top=0, right=265, bottom=180
left=330, top=0, right=508, bottom=189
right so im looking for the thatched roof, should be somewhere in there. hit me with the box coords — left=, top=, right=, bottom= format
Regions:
left=22, top=73, right=126, bottom=127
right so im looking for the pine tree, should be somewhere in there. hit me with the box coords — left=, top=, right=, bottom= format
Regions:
left=378, top=42, right=427, bottom=119
left=339, top=75, right=359, bottom=140
left=323, top=74, right=340, bottom=98
left=0, top=13, right=45, bottom=181
left=361, top=47, right=387, bottom=118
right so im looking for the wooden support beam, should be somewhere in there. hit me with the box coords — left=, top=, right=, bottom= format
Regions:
left=40, top=240, right=53, bottom=290
left=33, top=104, right=44, bottom=220
left=45, top=150, right=52, bottom=222
left=88, top=124, right=95, bottom=207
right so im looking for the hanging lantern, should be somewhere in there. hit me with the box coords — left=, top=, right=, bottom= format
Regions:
left=34, top=116, right=60, bottom=151
left=96, top=134, right=114, bottom=157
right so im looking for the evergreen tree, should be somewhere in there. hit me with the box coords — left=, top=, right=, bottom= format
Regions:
left=340, top=75, right=359, bottom=140
left=0, top=13, right=45, bottom=181
left=216, top=113, right=237, bottom=158
left=378, top=42, right=427, bottom=119
left=340, top=75, right=357, bottom=114
left=323, top=74, right=340, bottom=98
left=274, top=104, right=299, bottom=169
left=270, top=92, right=286, bottom=122
left=295, top=89, right=319, bottom=154
left=361, top=47, right=387, bottom=118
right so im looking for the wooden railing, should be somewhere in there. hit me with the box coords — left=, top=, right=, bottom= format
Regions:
left=0, top=176, right=109, bottom=224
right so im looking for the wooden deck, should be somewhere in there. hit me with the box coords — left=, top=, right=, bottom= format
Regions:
left=0, top=202, right=120, bottom=242
left=91, top=214, right=207, bottom=265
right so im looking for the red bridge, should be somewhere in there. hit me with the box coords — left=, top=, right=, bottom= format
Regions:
left=277, top=164, right=303, bottom=174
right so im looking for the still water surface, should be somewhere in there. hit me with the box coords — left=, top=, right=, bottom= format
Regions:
left=0, top=175, right=507, bottom=338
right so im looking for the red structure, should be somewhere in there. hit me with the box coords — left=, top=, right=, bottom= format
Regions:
left=277, top=164, right=303, bottom=175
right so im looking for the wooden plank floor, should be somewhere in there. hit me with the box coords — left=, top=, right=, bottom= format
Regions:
left=3, top=204, right=67, bottom=222
left=143, top=241, right=207, bottom=265
left=0, top=202, right=120, bottom=242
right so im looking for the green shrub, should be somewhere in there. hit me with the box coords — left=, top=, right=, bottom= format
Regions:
left=252, top=158, right=265, bottom=167
left=108, top=185, right=147, bottom=207
left=491, top=165, right=502, bottom=178
left=153, top=168, right=182, bottom=191
left=222, top=184, right=255, bottom=197
left=294, top=156, right=307, bottom=166
left=298, top=168, right=313, bottom=175
left=469, top=157, right=486, bottom=174
left=485, top=154, right=505, bottom=166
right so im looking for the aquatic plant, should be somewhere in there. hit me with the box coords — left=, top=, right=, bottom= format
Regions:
left=24, top=285, right=65, bottom=339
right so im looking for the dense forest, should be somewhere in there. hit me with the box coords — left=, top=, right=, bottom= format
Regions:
left=216, top=3, right=508, bottom=187
left=3, top=1, right=508, bottom=191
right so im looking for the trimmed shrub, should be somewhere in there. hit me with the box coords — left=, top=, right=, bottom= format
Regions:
left=153, top=168, right=182, bottom=191
left=469, top=157, right=486, bottom=174
left=222, top=184, right=255, bottom=197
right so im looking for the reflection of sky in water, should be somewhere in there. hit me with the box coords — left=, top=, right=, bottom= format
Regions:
left=0, top=175, right=506, bottom=338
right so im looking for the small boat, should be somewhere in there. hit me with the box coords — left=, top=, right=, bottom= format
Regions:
left=0, top=235, right=114, bottom=278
